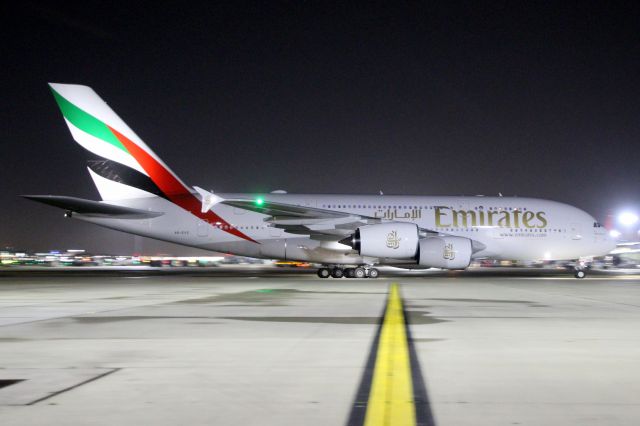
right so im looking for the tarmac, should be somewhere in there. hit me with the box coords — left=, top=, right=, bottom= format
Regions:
left=1, top=267, right=639, bottom=425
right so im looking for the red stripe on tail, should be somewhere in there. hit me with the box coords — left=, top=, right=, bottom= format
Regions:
left=108, top=126, right=257, bottom=243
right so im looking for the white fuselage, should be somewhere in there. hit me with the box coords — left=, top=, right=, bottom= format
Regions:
left=78, top=193, right=615, bottom=265
left=42, top=83, right=615, bottom=268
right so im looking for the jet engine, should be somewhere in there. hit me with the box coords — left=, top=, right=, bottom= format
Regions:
left=417, top=236, right=472, bottom=269
left=340, top=223, right=419, bottom=258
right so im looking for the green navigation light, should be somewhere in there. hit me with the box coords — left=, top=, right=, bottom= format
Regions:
left=255, top=197, right=264, bottom=206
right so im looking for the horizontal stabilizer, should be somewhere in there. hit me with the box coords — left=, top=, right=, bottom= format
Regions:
left=22, top=195, right=164, bottom=219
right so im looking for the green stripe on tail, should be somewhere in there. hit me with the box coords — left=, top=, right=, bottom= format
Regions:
left=50, top=87, right=128, bottom=153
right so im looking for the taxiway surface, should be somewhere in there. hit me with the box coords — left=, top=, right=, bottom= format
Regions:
left=1, top=268, right=639, bottom=425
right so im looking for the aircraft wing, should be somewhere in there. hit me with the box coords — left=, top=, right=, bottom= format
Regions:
left=221, top=199, right=378, bottom=238
left=220, top=198, right=441, bottom=240
left=222, top=199, right=360, bottom=219
left=22, top=195, right=164, bottom=219
left=192, top=187, right=439, bottom=240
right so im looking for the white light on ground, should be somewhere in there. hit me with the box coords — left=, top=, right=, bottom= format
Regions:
left=609, top=229, right=621, bottom=238
left=618, top=212, right=639, bottom=226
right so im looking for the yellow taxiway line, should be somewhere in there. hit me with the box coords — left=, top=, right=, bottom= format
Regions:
left=364, top=283, right=416, bottom=426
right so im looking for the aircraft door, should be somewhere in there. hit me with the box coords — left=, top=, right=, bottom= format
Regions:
left=491, top=228, right=505, bottom=239
left=197, top=220, right=210, bottom=237
left=570, top=223, right=582, bottom=240
left=269, top=227, right=282, bottom=237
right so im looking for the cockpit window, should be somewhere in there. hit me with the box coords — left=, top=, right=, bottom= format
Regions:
left=593, top=222, right=603, bottom=228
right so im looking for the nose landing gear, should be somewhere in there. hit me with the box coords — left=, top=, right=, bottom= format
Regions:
left=572, top=259, right=590, bottom=279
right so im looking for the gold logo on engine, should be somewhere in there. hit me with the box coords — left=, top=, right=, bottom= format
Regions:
left=443, top=243, right=455, bottom=260
left=386, top=230, right=400, bottom=249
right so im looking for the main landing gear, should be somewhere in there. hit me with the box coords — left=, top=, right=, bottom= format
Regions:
left=317, top=266, right=379, bottom=279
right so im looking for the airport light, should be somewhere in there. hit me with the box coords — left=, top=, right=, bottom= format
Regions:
left=618, top=211, right=638, bottom=227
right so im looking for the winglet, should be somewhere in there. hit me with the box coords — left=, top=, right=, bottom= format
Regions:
left=193, top=186, right=224, bottom=213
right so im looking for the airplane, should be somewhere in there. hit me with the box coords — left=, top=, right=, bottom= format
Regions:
left=24, top=83, right=616, bottom=279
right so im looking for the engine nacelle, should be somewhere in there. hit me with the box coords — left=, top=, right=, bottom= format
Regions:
left=344, top=222, right=419, bottom=259
left=417, top=236, right=472, bottom=269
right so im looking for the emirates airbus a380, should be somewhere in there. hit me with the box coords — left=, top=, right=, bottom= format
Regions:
left=25, top=84, right=616, bottom=279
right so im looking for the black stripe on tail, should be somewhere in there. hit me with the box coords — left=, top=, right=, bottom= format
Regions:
left=88, top=159, right=169, bottom=200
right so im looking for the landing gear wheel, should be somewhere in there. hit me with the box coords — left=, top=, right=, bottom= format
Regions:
left=354, top=267, right=366, bottom=278
left=344, top=268, right=355, bottom=278
left=574, top=269, right=586, bottom=279
left=367, top=268, right=379, bottom=279
left=317, top=268, right=330, bottom=279
left=331, top=268, right=344, bottom=278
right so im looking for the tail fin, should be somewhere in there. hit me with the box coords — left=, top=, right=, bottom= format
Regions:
left=49, top=83, right=189, bottom=201
left=48, top=83, right=257, bottom=243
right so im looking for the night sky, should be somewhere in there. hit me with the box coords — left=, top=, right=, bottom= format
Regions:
left=2, top=1, right=639, bottom=254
